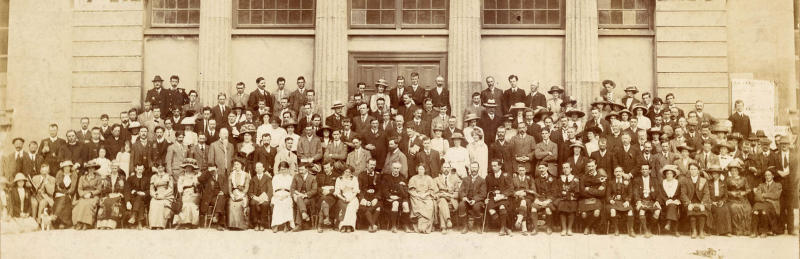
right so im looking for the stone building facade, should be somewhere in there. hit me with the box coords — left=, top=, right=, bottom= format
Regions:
left=1, top=0, right=798, bottom=144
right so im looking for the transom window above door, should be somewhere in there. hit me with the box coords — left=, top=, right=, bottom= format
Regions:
left=482, top=0, right=563, bottom=28
left=350, top=0, right=448, bottom=29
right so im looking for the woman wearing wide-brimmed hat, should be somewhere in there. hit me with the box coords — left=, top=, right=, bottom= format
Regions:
left=546, top=85, right=565, bottom=118
left=237, top=123, right=258, bottom=174
left=7, top=173, right=32, bottom=219
left=659, top=165, right=682, bottom=236
left=72, top=160, right=103, bottom=230
left=707, top=165, right=731, bottom=236
left=96, top=160, right=127, bottom=230
left=443, top=133, right=470, bottom=178
left=52, top=160, right=77, bottom=229
left=175, top=158, right=202, bottom=229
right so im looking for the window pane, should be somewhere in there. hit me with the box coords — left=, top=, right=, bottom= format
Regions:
left=288, top=10, right=301, bottom=24
left=417, top=10, right=430, bottom=24
left=403, top=10, right=416, bottom=24
left=151, top=0, right=200, bottom=26
left=383, top=0, right=395, bottom=8
left=381, top=10, right=395, bottom=24
left=276, top=10, right=288, bottom=23
left=302, top=0, right=314, bottom=9
left=252, top=0, right=263, bottom=9
left=403, top=0, right=415, bottom=9
left=433, top=10, right=446, bottom=24
left=432, top=0, right=445, bottom=9
left=239, top=0, right=249, bottom=9
left=367, top=0, right=380, bottom=9
left=252, top=10, right=263, bottom=24
left=238, top=10, right=251, bottom=24
left=352, top=10, right=366, bottom=24
left=235, top=0, right=314, bottom=26
left=484, top=0, right=560, bottom=27
left=598, top=0, right=650, bottom=28
left=483, top=10, right=496, bottom=24
left=353, top=0, right=366, bottom=8
left=289, top=0, right=301, bottom=9
left=264, top=10, right=276, bottom=24
left=301, top=10, right=314, bottom=24
left=366, top=10, right=381, bottom=24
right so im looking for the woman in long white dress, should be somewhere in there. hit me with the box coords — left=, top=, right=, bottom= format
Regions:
left=443, top=133, right=470, bottom=178
left=176, top=160, right=201, bottom=229
left=408, top=164, right=438, bottom=233
left=466, top=128, right=488, bottom=178
left=228, top=159, right=251, bottom=230
left=114, top=142, right=131, bottom=177
left=271, top=161, right=295, bottom=232
left=335, top=166, right=360, bottom=232
left=148, top=164, right=174, bottom=230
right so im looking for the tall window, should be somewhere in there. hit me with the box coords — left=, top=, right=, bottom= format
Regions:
left=482, top=0, right=563, bottom=28
left=598, top=0, right=651, bottom=29
left=150, top=0, right=201, bottom=27
left=236, top=0, right=316, bottom=28
left=350, top=0, right=447, bottom=29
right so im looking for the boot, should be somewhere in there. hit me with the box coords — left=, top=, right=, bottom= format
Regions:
left=641, top=217, right=652, bottom=238
left=627, top=216, right=635, bottom=237
left=611, top=218, right=620, bottom=236
left=698, top=217, right=707, bottom=239
left=499, top=225, right=508, bottom=236
left=390, top=212, right=398, bottom=233
left=750, top=216, right=759, bottom=238
left=521, top=221, right=528, bottom=236
left=463, top=218, right=474, bottom=234
left=544, top=215, right=552, bottom=234
left=690, top=218, right=698, bottom=239
left=529, top=213, right=539, bottom=235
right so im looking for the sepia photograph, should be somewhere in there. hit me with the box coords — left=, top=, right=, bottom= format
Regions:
left=0, top=0, right=798, bottom=258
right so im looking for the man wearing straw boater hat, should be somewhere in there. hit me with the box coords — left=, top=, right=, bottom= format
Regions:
left=621, top=86, right=641, bottom=111
left=479, top=99, right=503, bottom=146
left=325, top=101, right=346, bottom=131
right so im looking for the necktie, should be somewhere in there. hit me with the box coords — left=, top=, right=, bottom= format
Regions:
left=784, top=154, right=789, bottom=169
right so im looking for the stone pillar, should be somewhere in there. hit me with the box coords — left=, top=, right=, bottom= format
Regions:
left=448, top=0, right=482, bottom=126
left=314, top=0, right=349, bottom=123
left=564, top=0, right=600, bottom=111
left=198, top=0, right=232, bottom=106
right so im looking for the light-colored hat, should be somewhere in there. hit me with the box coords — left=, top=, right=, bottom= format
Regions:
left=239, top=123, right=257, bottom=134
left=13, top=173, right=28, bottom=183
left=569, top=141, right=585, bottom=150
left=375, top=79, right=389, bottom=87
left=632, top=104, right=648, bottom=115
left=618, top=109, right=633, bottom=118
left=508, top=102, right=529, bottom=113
left=180, top=117, right=196, bottom=125
left=624, top=86, right=639, bottom=93
left=60, top=160, right=74, bottom=168
left=450, top=132, right=466, bottom=141
left=181, top=158, right=199, bottom=169
left=84, top=160, right=101, bottom=169
left=483, top=99, right=498, bottom=108
left=464, top=113, right=480, bottom=122
left=330, top=101, right=345, bottom=109
left=660, top=164, right=679, bottom=176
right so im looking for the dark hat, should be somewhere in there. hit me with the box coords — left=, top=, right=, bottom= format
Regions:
left=624, top=86, right=639, bottom=93
left=450, top=132, right=466, bottom=141
left=706, top=165, right=724, bottom=174
left=584, top=126, right=602, bottom=136
left=647, top=127, right=662, bottom=136
left=84, top=160, right=101, bottom=169
left=676, top=145, right=695, bottom=153
left=11, top=137, right=24, bottom=144
left=604, top=111, right=620, bottom=121
left=728, top=132, right=743, bottom=141
left=152, top=75, right=164, bottom=82
left=547, top=85, right=564, bottom=94
left=713, top=141, right=734, bottom=154
left=503, top=113, right=515, bottom=121
left=565, top=108, right=585, bottom=118
left=560, top=96, right=577, bottom=107
left=755, top=130, right=768, bottom=139
left=618, top=109, right=633, bottom=118
left=591, top=97, right=609, bottom=107
left=534, top=107, right=553, bottom=120
left=747, top=133, right=760, bottom=142
left=608, top=102, right=626, bottom=111
left=602, top=80, right=616, bottom=88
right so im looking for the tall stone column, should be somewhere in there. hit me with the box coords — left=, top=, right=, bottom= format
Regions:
left=198, top=0, right=232, bottom=106
left=314, top=0, right=349, bottom=123
left=564, top=0, right=600, bottom=111
left=448, top=0, right=482, bottom=126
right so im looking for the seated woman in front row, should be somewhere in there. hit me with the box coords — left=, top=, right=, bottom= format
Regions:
left=271, top=161, right=295, bottom=232
left=335, top=165, right=360, bottom=233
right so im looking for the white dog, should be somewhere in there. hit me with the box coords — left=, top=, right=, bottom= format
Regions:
left=39, top=207, right=53, bottom=231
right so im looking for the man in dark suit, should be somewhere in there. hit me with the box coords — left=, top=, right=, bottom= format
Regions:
left=211, top=93, right=231, bottom=124
left=404, top=109, right=430, bottom=138
left=248, top=77, right=274, bottom=112
left=621, top=86, right=641, bottom=111
left=165, top=75, right=190, bottom=113
left=325, top=101, right=346, bottom=130
left=526, top=82, right=547, bottom=109
left=189, top=134, right=210, bottom=171
left=480, top=76, right=505, bottom=116
left=478, top=103, right=503, bottom=146
left=407, top=72, right=428, bottom=106
left=458, top=162, right=487, bottom=233
left=75, top=117, right=91, bottom=144
left=145, top=75, right=169, bottom=120
left=415, top=137, right=442, bottom=177
left=363, top=119, right=388, bottom=171
left=728, top=100, right=752, bottom=139
left=429, top=75, right=450, bottom=114
left=288, top=76, right=309, bottom=113
left=39, top=124, right=67, bottom=172
left=613, top=132, right=643, bottom=177
left=291, top=164, right=318, bottom=229
left=490, top=127, right=515, bottom=174
left=3, top=138, right=25, bottom=180
left=442, top=116, right=462, bottom=146
left=584, top=107, right=611, bottom=136
left=639, top=142, right=663, bottom=182
left=389, top=76, right=408, bottom=110
left=398, top=93, right=419, bottom=123
left=254, top=133, right=277, bottom=173
left=351, top=102, right=374, bottom=134
left=769, top=138, right=797, bottom=235
left=590, top=137, right=615, bottom=175
left=503, top=75, right=526, bottom=113
left=198, top=166, right=228, bottom=230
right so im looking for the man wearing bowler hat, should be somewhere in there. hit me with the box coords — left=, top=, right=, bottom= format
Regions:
left=146, top=75, right=169, bottom=120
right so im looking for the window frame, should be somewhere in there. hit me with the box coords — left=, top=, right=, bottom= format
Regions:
left=348, top=0, right=449, bottom=30
left=597, top=0, right=653, bottom=30
left=148, top=0, right=201, bottom=28
left=481, top=0, right=565, bottom=29
left=232, top=0, right=317, bottom=29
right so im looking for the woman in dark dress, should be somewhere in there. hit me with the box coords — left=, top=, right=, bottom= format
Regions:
left=97, top=162, right=127, bottom=229
left=707, top=166, right=731, bottom=236
left=236, top=124, right=257, bottom=175
left=53, top=161, right=78, bottom=229
left=607, top=166, right=634, bottom=236
left=554, top=162, right=580, bottom=236
left=659, top=165, right=682, bottom=236
left=726, top=161, right=752, bottom=236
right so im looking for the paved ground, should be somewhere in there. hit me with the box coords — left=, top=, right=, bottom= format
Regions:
left=1, top=229, right=797, bottom=259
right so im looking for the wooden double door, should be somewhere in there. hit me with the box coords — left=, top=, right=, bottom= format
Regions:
left=349, top=53, right=447, bottom=95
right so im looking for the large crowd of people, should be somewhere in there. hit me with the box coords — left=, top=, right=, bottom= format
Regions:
left=0, top=73, right=796, bottom=239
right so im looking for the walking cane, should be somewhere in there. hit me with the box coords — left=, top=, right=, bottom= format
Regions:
left=481, top=192, right=491, bottom=233
left=206, top=195, right=221, bottom=228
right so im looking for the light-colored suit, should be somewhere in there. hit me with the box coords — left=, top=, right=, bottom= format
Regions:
left=165, top=142, right=187, bottom=178
left=346, top=148, right=371, bottom=176
left=229, top=93, right=250, bottom=108
left=208, top=140, right=234, bottom=174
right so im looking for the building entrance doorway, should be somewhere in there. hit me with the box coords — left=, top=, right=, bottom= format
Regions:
left=349, top=52, right=447, bottom=96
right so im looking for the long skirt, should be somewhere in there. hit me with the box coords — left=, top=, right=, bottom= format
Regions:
left=148, top=198, right=172, bottom=228
left=663, top=204, right=680, bottom=221
left=337, top=199, right=359, bottom=229
left=409, top=196, right=435, bottom=232
left=709, top=204, right=731, bottom=234
left=271, top=196, right=295, bottom=228
left=53, top=196, right=73, bottom=227
left=178, top=195, right=200, bottom=225
left=72, top=197, right=99, bottom=225
left=728, top=198, right=752, bottom=235
left=228, top=198, right=248, bottom=230
left=96, top=196, right=124, bottom=229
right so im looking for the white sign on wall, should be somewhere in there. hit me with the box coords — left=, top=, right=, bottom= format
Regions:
left=730, top=79, right=776, bottom=136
